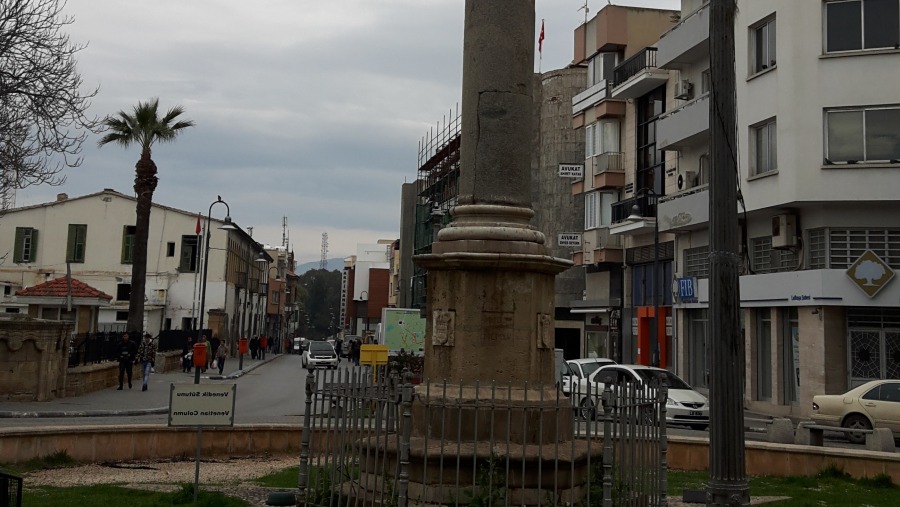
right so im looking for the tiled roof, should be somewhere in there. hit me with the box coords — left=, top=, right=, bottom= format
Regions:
left=16, top=277, right=113, bottom=301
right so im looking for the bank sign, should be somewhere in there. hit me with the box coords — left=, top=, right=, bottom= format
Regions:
left=168, top=383, right=236, bottom=427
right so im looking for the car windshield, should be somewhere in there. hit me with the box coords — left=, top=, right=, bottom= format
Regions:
left=634, top=369, right=691, bottom=390
left=580, top=360, right=613, bottom=378
left=310, top=343, right=333, bottom=353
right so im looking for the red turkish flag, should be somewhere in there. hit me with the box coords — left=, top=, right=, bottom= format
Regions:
left=539, top=20, right=545, bottom=54
left=195, top=214, right=202, bottom=235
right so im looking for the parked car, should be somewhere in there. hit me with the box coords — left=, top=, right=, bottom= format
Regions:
left=575, top=364, right=710, bottom=430
left=561, top=358, right=617, bottom=397
left=811, top=379, right=900, bottom=444
left=302, top=341, right=338, bottom=369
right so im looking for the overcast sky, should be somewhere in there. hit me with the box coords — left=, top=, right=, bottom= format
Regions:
left=17, top=0, right=678, bottom=264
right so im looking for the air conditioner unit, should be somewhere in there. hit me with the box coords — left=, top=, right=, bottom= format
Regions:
left=772, top=214, right=797, bottom=249
left=677, top=171, right=699, bottom=190
left=674, top=79, right=694, bottom=100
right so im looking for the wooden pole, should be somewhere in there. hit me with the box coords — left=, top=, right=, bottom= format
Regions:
left=707, top=0, right=749, bottom=505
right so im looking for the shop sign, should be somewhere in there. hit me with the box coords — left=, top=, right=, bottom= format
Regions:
left=846, top=250, right=895, bottom=298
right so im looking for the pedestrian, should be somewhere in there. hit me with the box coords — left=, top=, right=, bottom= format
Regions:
left=115, top=332, right=137, bottom=390
left=199, top=335, right=210, bottom=373
left=250, top=336, right=259, bottom=359
left=260, top=335, right=268, bottom=360
left=350, top=339, right=361, bottom=366
left=215, top=340, right=228, bottom=375
left=136, top=333, right=157, bottom=391
left=182, top=336, right=194, bottom=373
left=209, top=335, right=220, bottom=371
left=334, top=338, right=343, bottom=363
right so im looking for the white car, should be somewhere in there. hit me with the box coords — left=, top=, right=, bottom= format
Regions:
left=562, top=358, right=617, bottom=396
left=575, top=364, right=710, bottom=430
left=811, top=380, right=900, bottom=444
left=302, top=341, right=338, bottom=369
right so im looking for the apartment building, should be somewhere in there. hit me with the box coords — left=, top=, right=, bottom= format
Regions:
left=263, top=245, right=298, bottom=348
left=0, top=189, right=270, bottom=341
left=603, top=0, right=900, bottom=419
left=342, top=241, right=393, bottom=339
left=569, top=4, right=680, bottom=363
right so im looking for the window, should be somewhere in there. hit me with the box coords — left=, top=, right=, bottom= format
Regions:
left=701, top=69, right=711, bottom=94
left=756, top=309, right=773, bottom=401
left=13, top=227, right=38, bottom=263
left=684, top=246, right=710, bottom=278
left=179, top=235, right=200, bottom=272
left=116, top=311, right=128, bottom=321
left=116, top=283, right=131, bottom=302
left=585, top=120, right=620, bottom=159
left=829, top=228, right=900, bottom=268
left=272, top=291, right=280, bottom=304
left=636, top=86, right=666, bottom=196
left=3, top=286, right=10, bottom=296
left=807, top=229, right=828, bottom=269
left=751, top=119, right=777, bottom=175
left=752, top=17, right=777, bottom=73
left=4, top=308, right=20, bottom=314
left=587, top=52, right=620, bottom=87
left=825, top=0, right=900, bottom=53
left=66, top=224, right=87, bottom=263
left=167, top=242, right=176, bottom=257
left=826, top=106, right=900, bottom=164
left=121, top=226, right=136, bottom=264
left=751, top=236, right=798, bottom=273
left=584, top=191, right=615, bottom=230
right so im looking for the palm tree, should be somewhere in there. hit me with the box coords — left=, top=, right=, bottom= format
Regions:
left=98, top=99, right=194, bottom=334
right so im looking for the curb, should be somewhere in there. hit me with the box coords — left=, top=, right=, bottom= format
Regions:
left=0, top=354, right=282, bottom=419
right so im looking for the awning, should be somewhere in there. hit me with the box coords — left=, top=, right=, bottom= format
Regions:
left=570, top=307, right=610, bottom=314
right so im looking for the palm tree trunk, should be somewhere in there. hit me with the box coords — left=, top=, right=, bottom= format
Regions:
left=127, top=150, right=158, bottom=334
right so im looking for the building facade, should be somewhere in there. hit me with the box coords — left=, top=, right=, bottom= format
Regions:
left=1, top=189, right=269, bottom=344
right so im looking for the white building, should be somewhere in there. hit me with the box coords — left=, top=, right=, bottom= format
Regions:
left=620, top=0, right=900, bottom=418
left=0, top=189, right=270, bottom=341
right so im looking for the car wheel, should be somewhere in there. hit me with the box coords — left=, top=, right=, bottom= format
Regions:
left=578, top=398, right=596, bottom=420
left=842, top=414, right=871, bottom=444
left=690, top=424, right=709, bottom=431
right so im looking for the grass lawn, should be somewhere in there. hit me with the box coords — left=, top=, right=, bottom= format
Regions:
left=669, top=468, right=900, bottom=506
left=22, top=484, right=247, bottom=507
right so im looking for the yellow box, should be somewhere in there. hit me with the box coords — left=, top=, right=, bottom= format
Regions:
left=360, top=344, right=389, bottom=366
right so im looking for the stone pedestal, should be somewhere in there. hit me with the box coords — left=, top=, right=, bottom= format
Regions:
left=0, top=319, right=72, bottom=401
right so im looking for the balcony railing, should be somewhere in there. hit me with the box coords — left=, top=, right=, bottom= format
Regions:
left=613, top=47, right=658, bottom=88
left=594, top=152, right=623, bottom=174
left=572, top=79, right=612, bottom=114
left=612, top=194, right=658, bottom=224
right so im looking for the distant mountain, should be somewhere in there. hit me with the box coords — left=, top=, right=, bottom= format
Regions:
left=296, top=258, right=344, bottom=274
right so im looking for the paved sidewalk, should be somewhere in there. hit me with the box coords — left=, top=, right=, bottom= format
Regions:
left=0, top=354, right=282, bottom=418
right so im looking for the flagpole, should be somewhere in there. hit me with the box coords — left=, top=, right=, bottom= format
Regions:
left=190, top=214, right=203, bottom=330
left=538, top=18, right=545, bottom=73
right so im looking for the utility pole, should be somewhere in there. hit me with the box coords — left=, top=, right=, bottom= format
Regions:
left=707, top=0, right=749, bottom=505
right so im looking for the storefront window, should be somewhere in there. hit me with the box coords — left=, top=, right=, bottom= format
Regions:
left=756, top=309, right=772, bottom=401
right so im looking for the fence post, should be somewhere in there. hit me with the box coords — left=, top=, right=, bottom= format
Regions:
left=397, top=369, right=413, bottom=507
left=297, top=368, right=316, bottom=506
left=659, top=383, right=668, bottom=507
left=602, top=382, right=614, bottom=507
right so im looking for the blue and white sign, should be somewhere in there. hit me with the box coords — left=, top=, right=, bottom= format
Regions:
left=675, top=277, right=696, bottom=302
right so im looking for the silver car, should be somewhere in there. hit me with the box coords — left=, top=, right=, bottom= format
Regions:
left=302, top=341, right=338, bottom=369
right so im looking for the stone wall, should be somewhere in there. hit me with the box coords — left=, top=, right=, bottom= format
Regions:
left=64, top=351, right=182, bottom=397
left=0, top=318, right=72, bottom=401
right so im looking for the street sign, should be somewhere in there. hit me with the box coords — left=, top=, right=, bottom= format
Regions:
left=168, top=383, right=236, bottom=427
left=558, top=233, right=583, bottom=247
left=558, top=163, right=584, bottom=178
left=674, top=277, right=697, bottom=302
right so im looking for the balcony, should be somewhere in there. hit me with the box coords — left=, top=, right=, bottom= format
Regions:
left=656, top=1, right=710, bottom=69
left=657, top=94, right=710, bottom=150
left=611, top=48, right=669, bottom=99
left=657, top=186, right=709, bottom=232
left=572, top=80, right=612, bottom=115
left=573, top=227, right=624, bottom=267
left=609, top=194, right=658, bottom=236
left=572, top=152, right=625, bottom=195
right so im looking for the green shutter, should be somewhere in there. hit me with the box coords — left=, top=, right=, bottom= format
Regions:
left=179, top=236, right=191, bottom=272
left=28, top=229, right=38, bottom=262
left=13, top=228, right=24, bottom=263
left=67, top=224, right=76, bottom=262
left=121, top=226, right=129, bottom=264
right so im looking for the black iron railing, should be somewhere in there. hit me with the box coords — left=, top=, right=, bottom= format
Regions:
left=612, top=193, right=658, bottom=224
left=1, top=470, right=23, bottom=507
left=67, top=329, right=207, bottom=367
left=613, top=47, right=658, bottom=88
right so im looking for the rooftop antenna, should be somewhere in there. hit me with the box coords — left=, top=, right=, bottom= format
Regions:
left=282, top=216, right=288, bottom=248
left=320, top=233, right=329, bottom=270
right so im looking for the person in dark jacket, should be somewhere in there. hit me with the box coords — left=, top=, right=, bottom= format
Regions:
left=249, top=336, right=260, bottom=359
left=115, top=333, right=137, bottom=390
left=136, top=333, right=157, bottom=391
left=182, top=336, right=194, bottom=373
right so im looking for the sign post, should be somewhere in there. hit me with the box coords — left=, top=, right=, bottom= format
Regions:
left=169, top=383, right=237, bottom=502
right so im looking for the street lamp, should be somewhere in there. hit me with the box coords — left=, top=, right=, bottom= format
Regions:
left=626, top=187, right=661, bottom=367
left=195, top=196, right=237, bottom=384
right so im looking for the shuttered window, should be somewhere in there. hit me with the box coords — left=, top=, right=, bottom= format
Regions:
left=121, top=226, right=136, bottom=264
left=13, top=227, right=38, bottom=263
left=66, top=224, right=87, bottom=263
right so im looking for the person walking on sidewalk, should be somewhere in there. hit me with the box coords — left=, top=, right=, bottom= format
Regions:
left=215, top=340, right=228, bottom=375
left=182, top=336, right=194, bottom=373
left=116, top=333, right=137, bottom=390
left=199, top=335, right=210, bottom=373
left=136, top=333, right=157, bottom=391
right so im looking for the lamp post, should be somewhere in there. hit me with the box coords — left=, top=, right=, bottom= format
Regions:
left=626, top=187, right=661, bottom=367
left=358, top=290, right=369, bottom=339
left=195, top=196, right=238, bottom=384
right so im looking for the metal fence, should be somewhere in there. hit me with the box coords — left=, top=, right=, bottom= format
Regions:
left=298, top=367, right=667, bottom=507
left=0, top=470, right=23, bottom=507
left=67, top=329, right=208, bottom=367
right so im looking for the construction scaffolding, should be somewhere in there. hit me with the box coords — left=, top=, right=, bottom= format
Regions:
left=412, top=105, right=461, bottom=309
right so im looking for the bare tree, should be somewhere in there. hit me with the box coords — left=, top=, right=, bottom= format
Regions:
left=0, top=0, right=100, bottom=208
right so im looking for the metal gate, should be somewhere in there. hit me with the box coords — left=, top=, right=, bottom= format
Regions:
left=298, top=367, right=668, bottom=507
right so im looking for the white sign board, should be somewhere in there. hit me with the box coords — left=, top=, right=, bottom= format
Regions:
left=558, top=164, right=584, bottom=178
left=558, top=233, right=583, bottom=247
left=168, top=383, right=236, bottom=427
